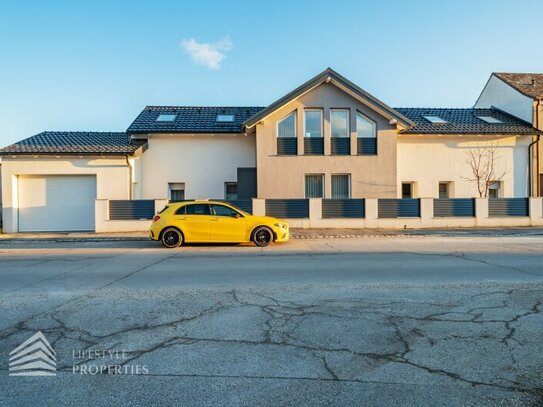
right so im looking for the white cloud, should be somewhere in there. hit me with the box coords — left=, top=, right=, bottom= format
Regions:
left=180, top=37, right=233, bottom=70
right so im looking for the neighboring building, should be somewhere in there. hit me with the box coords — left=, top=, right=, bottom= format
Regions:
left=0, top=68, right=540, bottom=232
left=475, top=72, right=543, bottom=196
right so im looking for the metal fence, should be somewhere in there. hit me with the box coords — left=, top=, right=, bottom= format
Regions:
left=488, top=198, right=529, bottom=217
left=322, top=199, right=365, bottom=218
left=266, top=199, right=309, bottom=218
left=218, top=199, right=253, bottom=214
left=330, top=138, right=350, bottom=155
left=434, top=198, right=475, bottom=217
left=109, top=200, right=155, bottom=220
left=304, top=138, right=324, bottom=155
left=276, top=138, right=297, bottom=155
left=357, top=138, right=377, bottom=155
left=378, top=199, right=420, bottom=218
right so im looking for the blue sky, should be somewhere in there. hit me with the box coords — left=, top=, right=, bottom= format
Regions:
left=1, top=0, right=543, bottom=146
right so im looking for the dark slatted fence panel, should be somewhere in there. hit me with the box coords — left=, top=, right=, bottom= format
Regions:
left=265, top=199, right=309, bottom=218
left=304, top=138, right=324, bottom=155
left=488, top=198, right=529, bottom=217
left=109, top=200, right=155, bottom=220
left=378, top=199, right=420, bottom=218
left=322, top=199, right=365, bottom=218
left=331, top=138, right=350, bottom=155
left=434, top=199, right=475, bottom=217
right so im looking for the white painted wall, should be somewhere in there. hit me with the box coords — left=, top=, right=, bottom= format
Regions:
left=475, top=76, right=533, bottom=123
left=397, top=135, right=530, bottom=198
left=135, top=134, right=256, bottom=199
left=1, top=157, right=130, bottom=233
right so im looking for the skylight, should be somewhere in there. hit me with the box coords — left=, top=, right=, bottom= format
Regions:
left=423, top=115, right=448, bottom=124
left=156, top=114, right=177, bottom=122
left=216, top=114, right=235, bottom=122
left=477, top=116, right=502, bottom=124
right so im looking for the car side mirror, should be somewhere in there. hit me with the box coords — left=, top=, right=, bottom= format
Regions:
left=232, top=213, right=241, bottom=218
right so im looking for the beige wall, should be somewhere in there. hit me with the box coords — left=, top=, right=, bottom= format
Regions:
left=135, top=134, right=256, bottom=200
left=397, top=135, right=530, bottom=198
left=254, top=83, right=398, bottom=199
left=1, top=157, right=130, bottom=232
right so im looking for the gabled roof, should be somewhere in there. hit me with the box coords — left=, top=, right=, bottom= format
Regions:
left=395, top=107, right=539, bottom=135
left=243, top=68, right=414, bottom=128
left=493, top=72, right=543, bottom=99
left=0, top=131, right=143, bottom=156
left=127, top=106, right=265, bottom=134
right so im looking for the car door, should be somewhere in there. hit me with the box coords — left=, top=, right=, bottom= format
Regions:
left=173, top=204, right=212, bottom=242
left=209, top=204, right=247, bottom=242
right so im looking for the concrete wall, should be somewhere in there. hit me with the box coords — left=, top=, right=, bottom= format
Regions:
left=254, top=82, right=398, bottom=199
left=475, top=75, right=534, bottom=123
left=251, top=198, right=543, bottom=229
left=1, top=157, right=130, bottom=233
left=397, top=135, right=530, bottom=198
left=135, top=134, right=256, bottom=200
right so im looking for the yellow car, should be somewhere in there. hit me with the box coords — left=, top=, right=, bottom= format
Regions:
left=149, top=200, right=289, bottom=248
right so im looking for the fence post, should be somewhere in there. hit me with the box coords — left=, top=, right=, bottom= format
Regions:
left=420, top=198, right=433, bottom=224
left=530, top=197, right=543, bottom=226
left=252, top=198, right=266, bottom=216
left=309, top=198, right=322, bottom=222
left=475, top=198, right=488, bottom=226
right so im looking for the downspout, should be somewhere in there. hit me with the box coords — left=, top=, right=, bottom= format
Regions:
left=536, top=98, right=541, bottom=196
left=125, top=155, right=133, bottom=200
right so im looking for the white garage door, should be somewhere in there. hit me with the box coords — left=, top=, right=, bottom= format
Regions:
left=18, top=175, right=96, bottom=232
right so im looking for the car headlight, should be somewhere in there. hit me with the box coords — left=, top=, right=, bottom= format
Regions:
left=274, top=223, right=288, bottom=229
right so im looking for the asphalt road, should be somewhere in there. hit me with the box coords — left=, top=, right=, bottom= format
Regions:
left=0, top=236, right=542, bottom=406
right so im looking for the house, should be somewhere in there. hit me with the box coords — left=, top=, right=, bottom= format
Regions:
left=475, top=72, right=543, bottom=196
left=0, top=68, right=540, bottom=233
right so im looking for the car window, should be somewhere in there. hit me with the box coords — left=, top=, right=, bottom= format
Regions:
left=211, top=204, right=240, bottom=217
left=174, top=206, right=186, bottom=215
left=185, top=204, right=210, bottom=215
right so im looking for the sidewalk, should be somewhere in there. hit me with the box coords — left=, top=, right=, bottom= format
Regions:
left=1, top=227, right=543, bottom=243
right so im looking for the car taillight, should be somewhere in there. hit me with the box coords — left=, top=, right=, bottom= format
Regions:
left=153, top=215, right=160, bottom=222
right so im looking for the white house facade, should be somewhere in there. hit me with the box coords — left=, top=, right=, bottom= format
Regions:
left=0, top=68, right=540, bottom=233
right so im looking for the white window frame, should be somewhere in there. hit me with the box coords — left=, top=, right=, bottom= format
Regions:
left=304, top=109, right=323, bottom=138
left=330, top=109, right=350, bottom=138
left=276, top=111, right=297, bottom=138
left=224, top=182, right=238, bottom=200
left=331, top=174, right=351, bottom=199
left=356, top=111, right=377, bottom=138
left=304, top=174, right=325, bottom=198
left=488, top=181, right=502, bottom=198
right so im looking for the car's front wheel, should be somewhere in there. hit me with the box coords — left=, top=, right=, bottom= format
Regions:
left=161, top=227, right=183, bottom=248
left=253, top=226, right=273, bottom=247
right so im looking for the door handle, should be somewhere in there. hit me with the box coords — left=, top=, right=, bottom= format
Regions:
left=177, top=217, right=187, bottom=221
left=210, top=217, right=219, bottom=221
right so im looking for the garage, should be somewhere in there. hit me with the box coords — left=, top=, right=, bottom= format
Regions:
left=18, top=175, right=96, bottom=232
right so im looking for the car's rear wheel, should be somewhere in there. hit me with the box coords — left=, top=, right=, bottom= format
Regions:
left=253, top=226, right=273, bottom=247
left=161, top=227, right=183, bottom=248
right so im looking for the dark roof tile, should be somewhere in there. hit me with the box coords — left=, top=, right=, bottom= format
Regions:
left=127, top=106, right=265, bottom=134
left=395, top=107, right=539, bottom=135
left=0, top=132, right=141, bottom=155
left=494, top=72, right=543, bottom=99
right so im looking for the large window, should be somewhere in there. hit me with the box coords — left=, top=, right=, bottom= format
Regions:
left=277, top=112, right=297, bottom=155
left=331, top=109, right=350, bottom=155
left=305, top=174, right=324, bottom=198
left=304, top=110, right=323, bottom=138
left=304, top=110, right=324, bottom=155
left=277, top=112, right=296, bottom=138
left=332, top=174, right=350, bottom=199
left=331, top=110, right=349, bottom=138
left=356, top=112, right=377, bottom=155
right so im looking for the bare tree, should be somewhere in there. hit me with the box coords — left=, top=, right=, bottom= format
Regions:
left=462, top=144, right=506, bottom=197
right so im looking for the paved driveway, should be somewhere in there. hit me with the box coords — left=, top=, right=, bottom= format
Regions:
left=0, top=237, right=542, bottom=406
